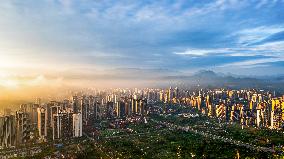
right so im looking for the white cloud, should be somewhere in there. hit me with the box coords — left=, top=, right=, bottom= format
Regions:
left=0, top=0, right=283, bottom=76
left=255, top=41, right=284, bottom=52
left=173, top=48, right=233, bottom=56
left=233, top=26, right=284, bottom=45
left=174, top=40, right=284, bottom=59
left=218, top=57, right=284, bottom=68
left=183, top=0, right=247, bottom=17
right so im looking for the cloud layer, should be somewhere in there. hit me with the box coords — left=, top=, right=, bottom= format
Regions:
left=0, top=0, right=284, bottom=85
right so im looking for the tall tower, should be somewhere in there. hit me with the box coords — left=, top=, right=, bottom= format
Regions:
left=174, top=87, right=179, bottom=99
left=94, top=101, right=100, bottom=120
left=168, top=87, right=173, bottom=102
left=72, top=96, right=79, bottom=114
left=256, top=109, right=261, bottom=127
left=37, top=107, right=47, bottom=139
left=73, top=113, right=82, bottom=137
left=52, top=114, right=62, bottom=140
left=16, top=111, right=30, bottom=146
left=80, top=95, right=88, bottom=123
left=0, top=115, right=16, bottom=148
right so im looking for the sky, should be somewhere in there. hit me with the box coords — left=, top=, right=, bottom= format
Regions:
left=0, top=0, right=284, bottom=93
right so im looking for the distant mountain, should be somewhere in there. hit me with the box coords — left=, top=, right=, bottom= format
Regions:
left=58, top=67, right=284, bottom=91
left=194, top=70, right=218, bottom=78
left=160, top=70, right=284, bottom=92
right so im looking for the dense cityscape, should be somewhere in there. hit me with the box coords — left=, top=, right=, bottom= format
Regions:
left=1, top=87, right=284, bottom=158
left=1, top=0, right=284, bottom=158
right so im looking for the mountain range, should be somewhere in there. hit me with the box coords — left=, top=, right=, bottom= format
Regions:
left=159, top=70, right=284, bottom=92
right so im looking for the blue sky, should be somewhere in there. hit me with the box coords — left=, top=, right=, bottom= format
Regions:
left=0, top=0, right=284, bottom=82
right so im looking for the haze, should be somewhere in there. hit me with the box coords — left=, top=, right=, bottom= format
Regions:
left=1, top=0, right=284, bottom=101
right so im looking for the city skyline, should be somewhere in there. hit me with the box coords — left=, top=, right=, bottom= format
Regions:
left=1, top=87, right=284, bottom=158
left=0, top=0, right=284, bottom=92
left=1, top=1, right=284, bottom=158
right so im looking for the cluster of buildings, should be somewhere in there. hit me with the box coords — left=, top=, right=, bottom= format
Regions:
left=157, top=88, right=284, bottom=130
left=0, top=101, right=83, bottom=149
left=99, top=87, right=284, bottom=131
left=0, top=89, right=149, bottom=149
left=2, top=87, right=283, bottom=149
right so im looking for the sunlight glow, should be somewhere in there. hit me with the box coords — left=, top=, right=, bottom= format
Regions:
left=0, top=79, right=19, bottom=89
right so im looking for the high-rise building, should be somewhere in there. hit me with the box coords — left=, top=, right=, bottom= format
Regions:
left=159, top=91, right=164, bottom=102
left=119, top=101, right=126, bottom=118
left=37, top=107, right=47, bottom=139
left=89, top=96, right=95, bottom=115
left=52, top=113, right=62, bottom=140
left=50, top=106, right=60, bottom=128
left=35, top=98, right=41, bottom=105
left=174, top=87, right=179, bottom=99
left=106, top=102, right=114, bottom=119
left=0, top=115, right=16, bottom=148
left=73, top=113, right=82, bottom=137
left=27, top=104, right=38, bottom=127
left=94, top=101, right=100, bottom=120
left=168, top=87, right=173, bottom=102
left=256, top=109, right=261, bottom=127
left=131, top=98, right=136, bottom=114
left=61, top=112, right=73, bottom=138
left=216, top=104, right=226, bottom=121
left=16, top=111, right=31, bottom=145
left=140, top=99, right=147, bottom=116
left=80, top=96, right=88, bottom=123
left=126, top=100, right=132, bottom=116
left=270, top=111, right=274, bottom=129
left=72, top=96, right=79, bottom=114
left=51, top=110, right=73, bottom=140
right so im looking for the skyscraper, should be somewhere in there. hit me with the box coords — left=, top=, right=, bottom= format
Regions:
left=73, top=113, right=82, bottom=137
left=0, top=115, right=16, bottom=148
left=16, top=111, right=31, bottom=145
left=37, top=107, right=47, bottom=139
left=80, top=95, right=88, bottom=123
left=72, top=96, right=79, bottom=114
left=61, top=112, right=73, bottom=138
left=106, top=102, right=114, bottom=119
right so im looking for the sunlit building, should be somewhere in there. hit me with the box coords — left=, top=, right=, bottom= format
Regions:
left=73, top=113, right=82, bottom=137
left=37, top=107, right=47, bottom=139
